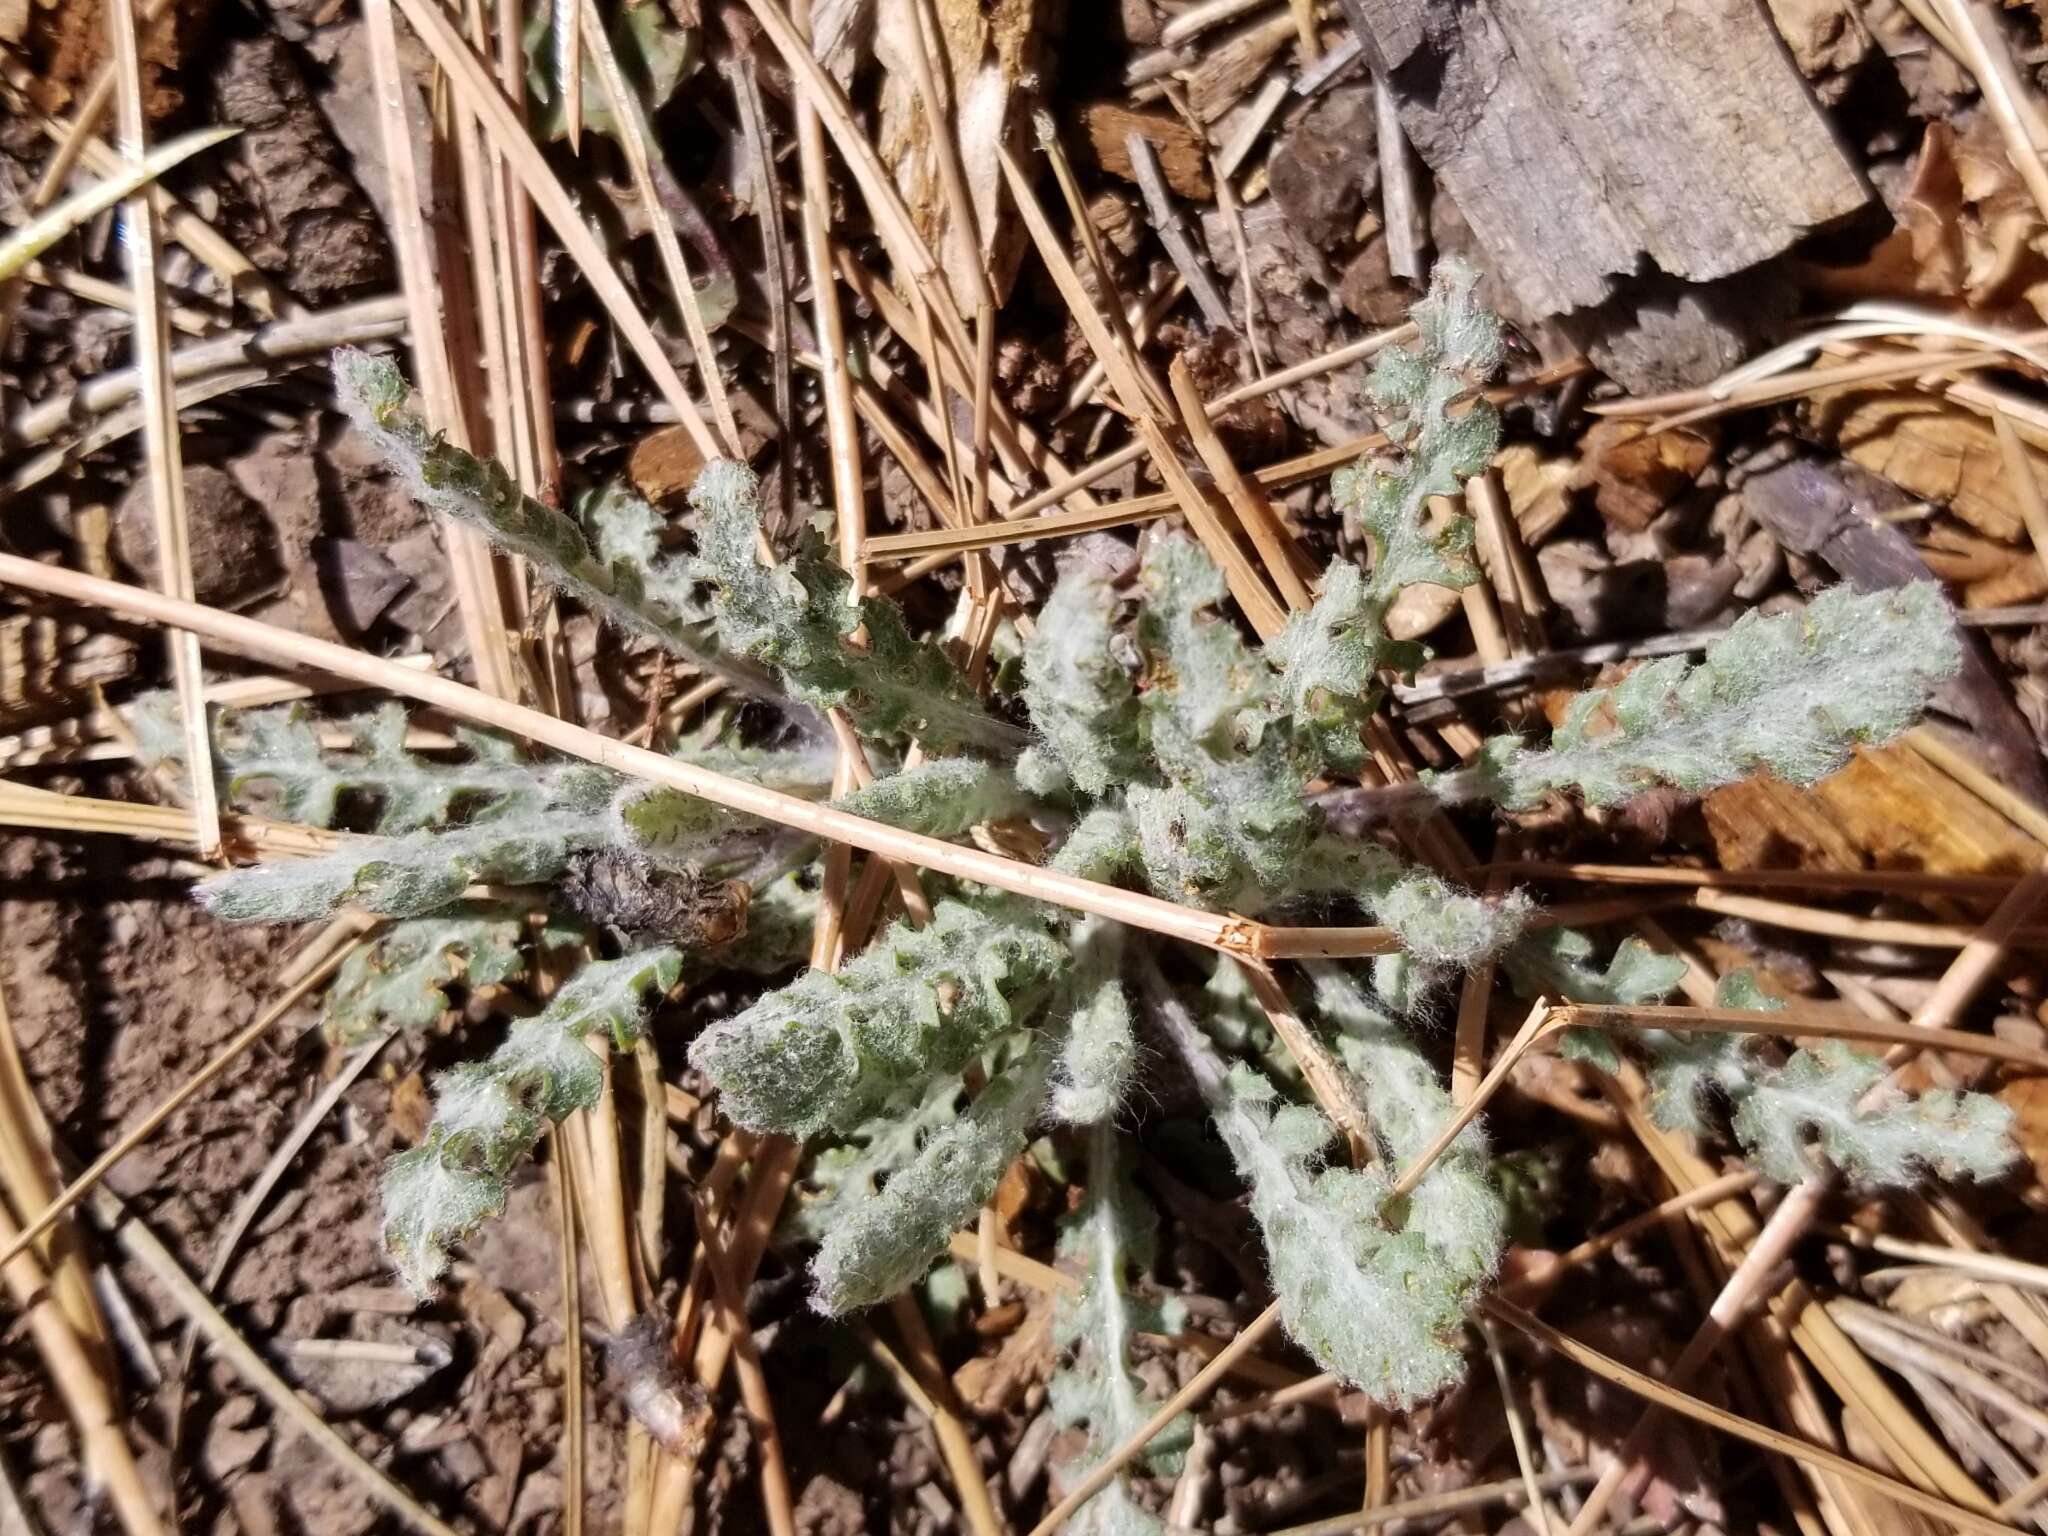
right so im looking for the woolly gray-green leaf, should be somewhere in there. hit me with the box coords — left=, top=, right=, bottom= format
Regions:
left=1329, top=260, right=1497, bottom=604
left=1049, top=919, right=1137, bottom=1126
left=1127, top=537, right=1306, bottom=908
left=1475, top=584, right=1963, bottom=809
left=333, top=349, right=762, bottom=696
left=380, top=948, right=680, bottom=1296
left=1299, top=838, right=1530, bottom=969
left=382, top=1143, right=508, bottom=1299
left=1731, top=1041, right=2015, bottom=1187
left=1504, top=929, right=1686, bottom=1007
left=201, top=820, right=579, bottom=922
left=689, top=897, right=1065, bottom=1138
left=1213, top=1065, right=1469, bottom=1404
left=1023, top=564, right=1144, bottom=797
left=835, top=758, right=1032, bottom=839
left=1051, top=806, right=1141, bottom=885
left=782, top=1072, right=968, bottom=1246
left=688, top=459, right=1020, bottom=753
left=808, top=1044, right=1051, bottom=1315
left=324, top=907, right=527, bottom=1043
left=1268, top=562, right=1394, bottom=777
left=1048, top=1122, right=1186, bottom=1535
left=1309, top=966, right=1504, bottom=1283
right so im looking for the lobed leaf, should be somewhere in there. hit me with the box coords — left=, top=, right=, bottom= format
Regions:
left=1475, top=583, right=1964, bottom=809
left=808, top=1044, right=1051, bottom=1315
left=688, top=897, right=1065, bottom=1138
left=1048, top=1122, right=1187, bottom=1535
left=325, top=907, right=528, bottom=1043
left=381, top=949, right=680, bottom=1295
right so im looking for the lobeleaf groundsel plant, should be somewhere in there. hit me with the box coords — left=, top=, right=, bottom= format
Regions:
left=164, top=263, right=2008, bottom=1518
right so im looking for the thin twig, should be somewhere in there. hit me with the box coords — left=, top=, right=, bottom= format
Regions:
left=0, top=1200, right=161, bottom=1536
left=547, top=1137, right=585, bottom=1536
left=0, top=553, right=1407, bottom=961
left=387, top=0, right=721, bottom=454
left=1562, top=1176, right=1834, bottom=1535
left=889, top=1293, right=1006, bottom=1536
left=1481, top=1316, right=1554, bottom=1536
left=168, top=1025, right=392, bottom=1475
left=107, top=0, right=219, bottom=861
left=695, top=1191, right=797, bottom=1536
left=995, top=140, right=1288, bottom=636
left=580, top=0, right=740, bottom=454
left=1126, top=133, right=1236, bottom=330
left=9, top=297, right=406, bottom=447
left=1386, top=1000, right=1554, bottom=1203
left=365, top=0, right=523, bottom=703
left=1026, top=1301, right=1284, bottom=1536
left=1486, top=1295, right=2024, bottom=1536
left=1372, top=78, right=1424, bottom=280
left=724, top=48, right=796, bottom=530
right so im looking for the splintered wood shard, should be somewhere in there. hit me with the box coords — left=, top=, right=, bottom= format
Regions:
left=1349, top=0, right=1869, bottom=317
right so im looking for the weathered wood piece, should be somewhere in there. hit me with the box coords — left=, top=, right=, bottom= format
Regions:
left=1344, top=0, right=1870, bottom=319
left=875, top=0, right=1049, bottom=308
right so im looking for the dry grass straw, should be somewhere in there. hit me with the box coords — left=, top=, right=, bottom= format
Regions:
left=1499, top=859, right=2025, bottom=901
left=1558, top=1000, right=2048, bottom=1075
left=789, top=0, right=868, bottom=586
left=1563, top=1174, right=1836, bottom=1535
left=1238, top=957, right=1376, bottom=1159
left=1689, top=886, right=2048, bottom=949
left=832, top=248, right=1101, bottom=520
left=546, top=1140, right=587, bottom=1536
left=1600, top=1053, right=1990, bottom=1514
left=860, top=363, right=1575, bottom=565
left=1479, top=1315, right=1554, bottom=1536
left=487, top=0, right=563, bottom=508
left=11, top=294, right=408, bottom=448
left=0, top=552, right=1421, bottom=962
left=0, top=993, right=110, bottom=1356
left=0, top=1194, right=163, bottom=1536
left=364, top=0, right=523, bottom=704
left=695, top=1201, right=797, bottom=1536
left=386, top=0, right=717, bottom=456
left=884, top=1293, right=1005, bottom=1536
left=1485, top=1295, right=2023, bottom=1536
left=107, top=0, right=221, bottom=861
left=5, top=365, right=268, bottom=495
left=0, top=778, right=342, bottom=859
left=579, top=0, right=740, bottom=456
left=996, top=133, right=1289, bottom=636
left=0, top=46, right=287, bottom=318
left=1931, top=0, right=2048, bottom=226
left=725, top=49, right=797, bottom=530
left=1266, top=1469, right=1604, bottom=1536
left=1908, top=726, right=2048, bottom=846
left=0, top=127, right=238, bottom=287
left=1450, top=846, right=1512, bottom=1104
left=1168, top=355, right=1317, bottom=606
left=0, top=984, right=155, bottom=1536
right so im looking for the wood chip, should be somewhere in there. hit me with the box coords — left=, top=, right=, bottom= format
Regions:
left=1809, top=387, right=2025, bottom=541
left=1701, top=742, right=2041, bottom=880
left=1080, top=103, right=1213, bottom=199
